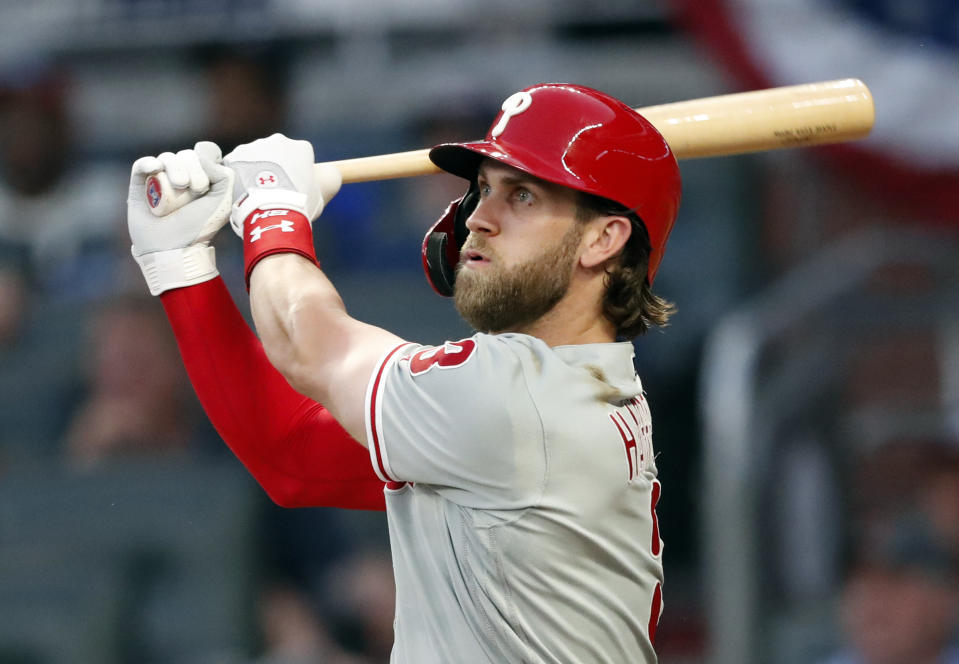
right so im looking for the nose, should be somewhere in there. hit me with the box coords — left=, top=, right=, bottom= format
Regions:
left=464, top=197, right=499, bottom=236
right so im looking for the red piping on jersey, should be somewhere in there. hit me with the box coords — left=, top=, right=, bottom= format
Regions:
left=649, top=582, right=663, bottom=644
left=369, top=343, right=409, bottom=483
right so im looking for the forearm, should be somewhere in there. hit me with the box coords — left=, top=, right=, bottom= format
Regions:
left=248, top=251, right=407, bottom=446
left=249, top=254, right=349, bottom=402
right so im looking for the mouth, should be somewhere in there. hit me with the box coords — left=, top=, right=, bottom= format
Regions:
left=461, top=248, right=491, bottom=267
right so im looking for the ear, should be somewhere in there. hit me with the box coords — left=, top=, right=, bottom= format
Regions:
left=579, top=215, right=631, bottom=269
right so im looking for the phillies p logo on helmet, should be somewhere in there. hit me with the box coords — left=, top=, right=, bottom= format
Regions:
left=490, top=91, right=533, bottom=138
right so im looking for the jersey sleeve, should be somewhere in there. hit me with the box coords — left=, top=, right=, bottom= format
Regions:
left=364, top=335, right=546, bottom=507
left=160, top=277, right=384, bottom=511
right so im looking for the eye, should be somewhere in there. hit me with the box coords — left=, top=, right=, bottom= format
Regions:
left=514, top=188, right=533, bottom=204
left=479, top=182, right=491, bottom=197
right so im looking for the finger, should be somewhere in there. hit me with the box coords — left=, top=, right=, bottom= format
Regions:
left=193, top=141, right=222, bottom=163
left=294, top=137, right=315, bottom=162
left=177, top=149, right=211, bottom=194
left=279, top=135, right=315, bottom=167
left=157, top=151, right=191, bottom=189
left=199, top=158, right=234, bottom=189
left=131, top=155, right=162, bottom=180
left=194, top=141, right=233, bottom=186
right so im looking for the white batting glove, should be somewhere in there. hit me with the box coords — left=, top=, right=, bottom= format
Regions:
left=127, top=141, right=235, bottom=296
left=223, top=133, right=342, bottom=237
left=223, top=134, right=342, bottom=288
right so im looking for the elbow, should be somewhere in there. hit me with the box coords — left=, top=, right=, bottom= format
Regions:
left=264, top=478, right=386, bottom=511
left=258, top=334, right=323, bottom=402
left=264, top=483, right=312, bottom=509
left=280, top=361, right=327, bottom=406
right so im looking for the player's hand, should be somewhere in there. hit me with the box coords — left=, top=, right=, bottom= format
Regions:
left=222, top=133, right=342, bottom=238
left=127, top=141, right=235, bottom=295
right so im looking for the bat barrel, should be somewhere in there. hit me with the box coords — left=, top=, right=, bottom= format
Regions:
left=639, top=78, right=875, bottom=159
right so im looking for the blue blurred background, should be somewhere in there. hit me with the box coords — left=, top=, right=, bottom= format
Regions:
left=0, top=1, right=956, bottom=663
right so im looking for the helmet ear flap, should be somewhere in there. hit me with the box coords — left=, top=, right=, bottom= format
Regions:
left=421, top=184, right=479, bottom=297
left=453, top=185, right=478, bottom=248
left=424, top=232, right=455, bottom=296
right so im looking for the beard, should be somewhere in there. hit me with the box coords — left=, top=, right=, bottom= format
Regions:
left=453, top=223, right=584, bottom=333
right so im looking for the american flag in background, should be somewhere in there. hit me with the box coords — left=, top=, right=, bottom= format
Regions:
left=670, top=0, right=959, bottom=225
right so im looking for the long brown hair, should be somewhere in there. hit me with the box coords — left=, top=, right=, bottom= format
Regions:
left=576, top=192, right=675, bottom=339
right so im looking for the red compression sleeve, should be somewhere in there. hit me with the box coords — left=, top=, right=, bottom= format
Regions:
left=160, top=277, right=385, bottom=511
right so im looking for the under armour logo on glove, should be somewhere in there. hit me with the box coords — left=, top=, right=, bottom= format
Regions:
left=249, top=218, right=295, bottom=242
left=255, top=170, right=279, bottom=187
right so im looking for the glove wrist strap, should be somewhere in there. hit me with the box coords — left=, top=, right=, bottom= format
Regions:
left=133, top=245, right=218, bottom=296
left=242, top=207, right=316, bottom=289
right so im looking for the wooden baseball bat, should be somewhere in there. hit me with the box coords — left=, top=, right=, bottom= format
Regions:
left=146, top=79, right=873, bottom=214
left=324, top=78, right=874, bottom=183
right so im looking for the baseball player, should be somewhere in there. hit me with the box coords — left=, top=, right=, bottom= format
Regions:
left=126, top=83, right=681, bottom=663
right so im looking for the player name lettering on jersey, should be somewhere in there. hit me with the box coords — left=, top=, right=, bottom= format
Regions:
left=608, top=396, right=653, bottom=482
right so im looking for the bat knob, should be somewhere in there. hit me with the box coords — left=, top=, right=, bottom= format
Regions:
left=146, top=171, right=202, bottom=216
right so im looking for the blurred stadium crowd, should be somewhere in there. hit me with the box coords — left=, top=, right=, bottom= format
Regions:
left=0, top=1, right=956, bottom=663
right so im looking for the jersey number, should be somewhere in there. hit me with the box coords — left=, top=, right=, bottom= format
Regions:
left=408, top=339, right=477, bottom=376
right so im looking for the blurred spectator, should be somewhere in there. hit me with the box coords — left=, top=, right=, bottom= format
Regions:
left=251, top=498, right=390, bottom=662
left=253, top=583, right=367, bottom=664
left=812, top=438, right=959, bottom=664
left=819, top=515, right=959, bottom=664
left=0, top=266, right=26, bottom=348
left=0, top=240, right=31, bottom=349
left=849, top=439, right=959, bottom=534
left=321, top=550, right=396, bottom=663
left=0, top=62, right=126, bottom=301
left=0, top=239, right=82, bottom=467
left=920, top=447, right=959, bottom=550
left=196, top=44, right=291, bottom=154
left=61, top=293, right=218, bottom=470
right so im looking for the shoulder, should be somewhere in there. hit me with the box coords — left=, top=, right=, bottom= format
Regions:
left=365, top=334, right=548, bottom=493
left=368, top=333, right=546, bottom=447
left=389, top=333, right=541, bottom=380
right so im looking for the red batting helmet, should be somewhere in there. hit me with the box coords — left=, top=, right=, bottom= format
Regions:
left=422, top=82, right=681, bottom=297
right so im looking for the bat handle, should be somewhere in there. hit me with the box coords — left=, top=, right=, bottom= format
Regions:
left=146, top=171, right=203, bottom=217
left=145, top=166, right=343, bottom=217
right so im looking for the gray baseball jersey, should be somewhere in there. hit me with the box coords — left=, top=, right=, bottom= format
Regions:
left=364, top=332, right=664, bottom=663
